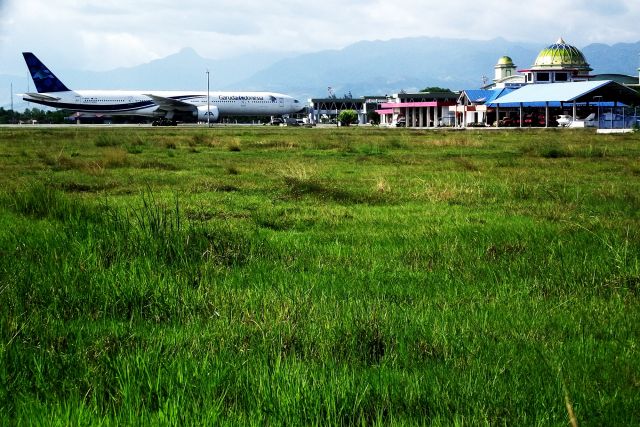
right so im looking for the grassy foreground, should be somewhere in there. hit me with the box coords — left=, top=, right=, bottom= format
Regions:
left=0, top=127, right=638, bottom=425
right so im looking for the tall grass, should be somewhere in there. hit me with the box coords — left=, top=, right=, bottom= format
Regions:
left=0, top=127, right=638, bottom=425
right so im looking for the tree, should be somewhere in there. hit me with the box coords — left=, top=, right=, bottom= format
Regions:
left=338, top=110, right=358, bottom=126
left=367, top=111, right=380, bottom=125
left=420, top=87, right=453, bottom=93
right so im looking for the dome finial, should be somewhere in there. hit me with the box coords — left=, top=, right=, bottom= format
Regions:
left=556, top=37, right=566, bottom=44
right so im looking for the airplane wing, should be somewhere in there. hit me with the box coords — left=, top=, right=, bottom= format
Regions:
left=144, top=94, right=197, bottom=112
left=22, top=92, right=61, bottom=102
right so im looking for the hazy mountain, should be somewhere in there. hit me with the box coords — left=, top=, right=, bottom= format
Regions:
left=582, top=42, right=640, bottom=76
left=234, top=37, right=640, bottom=99
left=2, top=38, right=638, bottom=110
left=58, top=48, right=295, bottom=91
left=232, top=37, right=541, bottom=97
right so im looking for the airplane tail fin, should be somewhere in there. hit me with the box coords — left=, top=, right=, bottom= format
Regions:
left=22, top=52, right=71, bottom=93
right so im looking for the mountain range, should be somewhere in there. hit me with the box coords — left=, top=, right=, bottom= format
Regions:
left=2, top=37, right=639, bottom=110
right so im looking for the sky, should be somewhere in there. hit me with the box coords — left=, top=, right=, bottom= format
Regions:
left=1, top=0, right=639, bottom=75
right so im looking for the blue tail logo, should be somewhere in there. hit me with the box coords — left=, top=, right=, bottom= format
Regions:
left=22, top=52, right=71, bottom=93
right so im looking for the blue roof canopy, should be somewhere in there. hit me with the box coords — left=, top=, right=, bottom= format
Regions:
left=489, top=80, right=640, bottom=107
left=463, top=88, right=515, bottom=104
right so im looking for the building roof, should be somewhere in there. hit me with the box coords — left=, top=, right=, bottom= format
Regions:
left=489, top=80, right=640, bottom=107
left=591, top=74, right=639, bottom=85
left=532, top=37, right=592, bottom=72
left=395, top=92, right=458, bottom=101
left=463, top=88, right=516, bottom=104
left=496, top=56, right=514, bottom=67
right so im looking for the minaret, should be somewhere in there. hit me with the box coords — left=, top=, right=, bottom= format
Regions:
left=494, top=56, right=517, bottom=82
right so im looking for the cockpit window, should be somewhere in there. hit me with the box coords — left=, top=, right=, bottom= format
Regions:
left=294, top=100, right=299, bottom=103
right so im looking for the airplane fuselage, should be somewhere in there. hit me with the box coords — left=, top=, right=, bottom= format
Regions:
left=20, top=52, right=304, bottom=123
left=23, top=90, right=303, bottom=118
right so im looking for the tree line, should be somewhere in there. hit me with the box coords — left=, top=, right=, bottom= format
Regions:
left=0, top=108, right=68, bottom=124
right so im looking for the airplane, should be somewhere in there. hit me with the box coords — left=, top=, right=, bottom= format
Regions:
left=20, top=52, right=304, bottom=125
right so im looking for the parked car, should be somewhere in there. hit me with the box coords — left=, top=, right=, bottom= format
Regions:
left=523, top=113, right=547, bottom=127
left=265, top=117, right=284, bottom=126
left=395, top=118, right=406, bottom=127
left=499, top=116, right=520, bottom=127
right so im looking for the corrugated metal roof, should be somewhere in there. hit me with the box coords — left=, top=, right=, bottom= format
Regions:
left=490, top=81, right=611, bottom=105
left=464, top=90, right=493, bottom=103
left=464, top=88, right=516, bottom=104
left=486, top=88, right=516, bottom=103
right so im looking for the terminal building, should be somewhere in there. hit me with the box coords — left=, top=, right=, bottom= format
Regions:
left=375, top=92, right=458, bottom=127
left=453, top=38, right=640, bottom=128
left=308, top=38, right=640, bottom=129
left=308, top=93, right=458, bottom=128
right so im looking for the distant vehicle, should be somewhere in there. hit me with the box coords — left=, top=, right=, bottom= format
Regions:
left=570, top=113, right=597, bottom=128
left=557, top=113, right=597, bottom=128
left=20, top=52, right=304, bottom=125
left=499, top=115, right=520, bottom=127
left=284, top=117, right=300, bottom=126
left=265, top=117, right=284, bottom=126
left=395, top=118, right=406, bottom=127
left=523, top=113, right=546, bottom=127
left=556, top=115, right=572, bottom=127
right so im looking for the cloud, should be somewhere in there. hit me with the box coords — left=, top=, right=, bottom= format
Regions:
left=576, top=0, right=628, bottom=16
left=1, top=0, right=639, bottom=76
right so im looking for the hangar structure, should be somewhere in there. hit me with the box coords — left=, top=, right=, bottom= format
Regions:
left=453, top=38, right=640, bottom=128
left=489, top=80, right=640, bottom=128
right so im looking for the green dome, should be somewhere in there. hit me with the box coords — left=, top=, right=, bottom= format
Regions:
left=496, top=56, right=514, bottom=66
left=532, top=38, right=592, bottom=71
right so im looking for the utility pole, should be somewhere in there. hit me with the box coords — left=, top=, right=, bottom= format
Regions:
left=10, top=82, right=14, bottom=124
left=206, top=70, right=211, bottom=127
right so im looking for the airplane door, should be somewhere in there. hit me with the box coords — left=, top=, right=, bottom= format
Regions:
left=279, top=97, right=284, bottom=108
left=241, top=98, right=247, bottom=109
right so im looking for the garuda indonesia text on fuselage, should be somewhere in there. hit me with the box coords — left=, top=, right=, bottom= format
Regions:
left=21, top=52, right=304, bottom=123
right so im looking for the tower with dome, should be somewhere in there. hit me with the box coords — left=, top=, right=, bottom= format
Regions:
left=522, top=37, right=592, bottom=83
left=488, top=38, right=594, bottom=89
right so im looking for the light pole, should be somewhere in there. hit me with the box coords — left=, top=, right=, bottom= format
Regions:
left=594, top=95, right=602, bottom=129
left=10, top=82, right=14, bottom=124
left=206, top=70, right=210, bottom=128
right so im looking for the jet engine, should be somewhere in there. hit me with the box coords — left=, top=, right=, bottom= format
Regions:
left=196, top=105, right=220, bottom=122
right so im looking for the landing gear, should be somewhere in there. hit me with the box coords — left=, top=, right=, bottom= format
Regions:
left=152, top=118, right=177, bottom=126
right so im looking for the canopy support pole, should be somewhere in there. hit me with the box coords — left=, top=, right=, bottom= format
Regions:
left=519, top=103, right=523, bottom=128
left=545, top=102, right=549, bottom=128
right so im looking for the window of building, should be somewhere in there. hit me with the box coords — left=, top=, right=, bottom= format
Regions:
left=537, top=72, right=550, bottom=82
left=555, top=72, right=568, bottom=82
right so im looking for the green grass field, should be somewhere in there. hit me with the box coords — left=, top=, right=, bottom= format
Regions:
left=1, top=127, right=639, bottom=425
